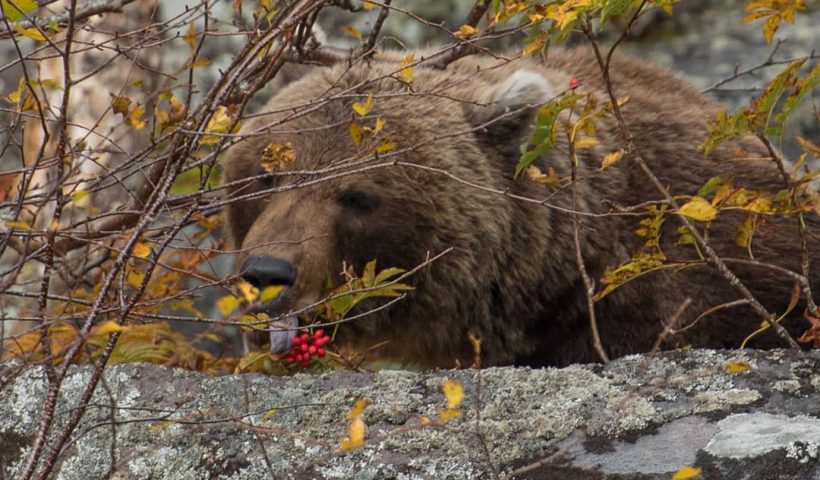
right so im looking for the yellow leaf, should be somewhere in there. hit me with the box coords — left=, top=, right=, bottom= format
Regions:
left=188, top=58, right=212, bottom=69
left=763, top=15, right=778, bottom=44
left=3, top=220, right=31, bottom=230
left=183, top=22, right=197, bottom=48
left=203, top=332, right=221, bottom=342
left=350, top=120, right=363, bottom=145
left=260, top=140, right=295, bottom=173
left=239, top=313, right=267, bottom=325
left=745, top=197, right=773, bottom=214
left=468, top=333, right=481, bottom=357
left=362, top=0, right=376, bottom=10
left=2, top=0, right=37, bottom=22
left=202, top=106, right=236, bottom=145
left=399, top=53, right=414, bottom=83
left=169, top=96, right=186, bottom=119
left=110, top=93, right=131, bottom=115
left=796, top=135, right=820, bottom=157
left=128, top=105, right=146, bottom=130
left=735, top=213, right=758, bottom=248
left=154, top=109, right=170, bottom=132
left=615, top=96, right=630, bottom=107
left=95, top=320, right=128, bottom=335
left=671, top=465, right=702, bottom=480
left=352, top=92, right=374, bottom=117
left=375, top=140, right=397, bottom=154
left=453, top=24, right=478, bottom=39
left=262, top=409, right=277, bottom=421
left=70, top=190, right=90, bottom=204
left=216, top=295, right=240, bottom=317
left=348, top=398, right=370, bottom=420
left=340, top=416, right=365, bottom=451
left=126, top=269, right=145, bottom=289
left=342, top=24, right=362, bottom=40
left=442, top=379, right=463, bottom=410
left=206, top=106, right=232, bottom=133
left=148, top=421, right=174, bottom=432
left=722, top=360, right=751, bottom=374
left=574, top=137, right=599, bottom=149
left=373, top=118, right=386, bottom=134
left=5, top=77, right=25, bottom=104
left=439, top=408, right=461, bottom=421
left=132, top=241, right=151, bottom=258
left=601, top=149, right=625, bottom=169
left=237, top=280, right=260, bottom=302
left=526, top=165, right=560, bottom=187
left=260, top=285, right=284, bottom=302
left=678, top=197, right=718, bottom=222
left=523, top=31, right=548, bottom=56
left=15, top=24, right=46, bottom=42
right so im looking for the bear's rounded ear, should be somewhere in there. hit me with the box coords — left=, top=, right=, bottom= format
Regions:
left=465, top=69, right=555, bottom=150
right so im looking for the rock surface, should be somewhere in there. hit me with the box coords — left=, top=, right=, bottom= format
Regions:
left=2, top=349, right=820, bottom=479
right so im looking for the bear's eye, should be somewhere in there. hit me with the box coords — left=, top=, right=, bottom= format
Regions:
left=337, top=190, right=378, bottom=213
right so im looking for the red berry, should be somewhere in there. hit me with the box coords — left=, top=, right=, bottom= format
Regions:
left=317, top=348, right=326, bottom=357
left=569, top=77, right=581, bottom=90
left=309, top=345, right=317, bottom=355
left=292, top=337, right=302, bottom=346
left=301, top=359, right=310, bottom=367
left=319, top=336, right=330, bottom=346
left=300, top=343, right=308, bottom=352
left=314, top=329, right=324, bottom=339
left=300, top=333, right=310, bottom=343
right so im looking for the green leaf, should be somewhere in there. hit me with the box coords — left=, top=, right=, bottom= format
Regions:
left=771, top=63, right=819, bottom=137
left=169, top=166, right=219, bottom=195
left=516, top=92, right=578, bottom=177
left=701, top=59, right=809, bottom=153
left=374, top=267, right=405, bottom=285
left=331, top=294, right=355, bottom=317
left=758, top=59, right=805, bottom=135
left=700, top=109, right=749, bottom=156
left=697, top=176, right=724, bottom=198
left=1, top=0, right=38, bottom=22
left=362, top=260, right=377, bottom=287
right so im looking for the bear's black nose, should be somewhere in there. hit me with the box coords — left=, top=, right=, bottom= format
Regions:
left=240, top=255, right=297, bottom=288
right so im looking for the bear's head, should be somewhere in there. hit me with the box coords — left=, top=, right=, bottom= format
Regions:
left=222, top=58, right=560, bottom=366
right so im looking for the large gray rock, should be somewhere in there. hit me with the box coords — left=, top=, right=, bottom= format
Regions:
left=2, top=349, right=819, bottom=479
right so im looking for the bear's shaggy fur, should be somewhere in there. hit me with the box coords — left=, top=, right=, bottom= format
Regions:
left=223, top=47, right=818, bottom=367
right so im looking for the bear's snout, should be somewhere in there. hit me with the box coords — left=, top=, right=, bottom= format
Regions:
left=239, top=255, right=300, bottom=355
left=240, top=255, right=297, bottom=289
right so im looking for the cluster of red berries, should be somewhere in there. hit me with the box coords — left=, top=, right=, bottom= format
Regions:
left=286, top=329, right=330, bottom=367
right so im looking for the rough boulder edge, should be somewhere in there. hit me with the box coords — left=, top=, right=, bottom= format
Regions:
left=2, top=349, right=819, bottom=479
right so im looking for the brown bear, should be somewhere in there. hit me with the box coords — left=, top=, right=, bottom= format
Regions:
left=222, top=47, right=818, bottom=368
